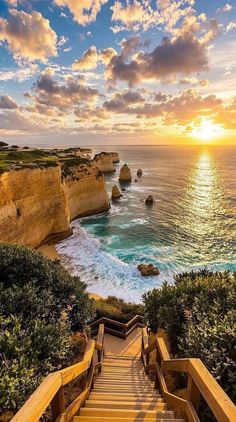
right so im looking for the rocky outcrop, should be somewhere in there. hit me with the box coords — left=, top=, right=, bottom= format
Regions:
left=111, top=185, right=123, bottom=199
left=0, top=163, right=110, bottom=248
left=145, top=195, right=154, bottom=205
left=64, top=164, right=110, bottom=219
left=137, top=168, right=142, bottom=176
left=110, top=152, right=120, bottom=163
left=137, top=264, right=160, bottom=276
left=93, top=153, right=115, bottom=173
left=119, top=164, right=131, bottom=182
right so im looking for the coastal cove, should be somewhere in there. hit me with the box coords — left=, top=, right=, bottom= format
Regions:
left=53, top=145, right=236, bottom=302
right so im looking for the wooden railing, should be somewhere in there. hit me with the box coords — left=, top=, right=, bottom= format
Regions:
left=141, top=328, right=236, bottom=422
left=12, top=323, right=105, bottom=422
left=90, top=314, right=144, bottom=338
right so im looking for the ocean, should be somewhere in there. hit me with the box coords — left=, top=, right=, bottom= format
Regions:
left=56, top=145, right=236, bottom=302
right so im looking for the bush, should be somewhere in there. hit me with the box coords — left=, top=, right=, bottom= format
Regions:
left=0, top=244, right=95, bottom=412
left=143, top=270, right=236, bottom=403
left=94, top=296, right=144, bottom=323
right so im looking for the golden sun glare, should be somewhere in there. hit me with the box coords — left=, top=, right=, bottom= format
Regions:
left=190, top=118, right=225, bottom=142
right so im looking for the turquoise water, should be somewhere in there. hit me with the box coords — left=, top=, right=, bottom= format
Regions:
left=57, top=146, right=236, bottom=301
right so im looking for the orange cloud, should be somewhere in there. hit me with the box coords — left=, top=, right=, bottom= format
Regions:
left=54, top=0, right=108, bottom=26
left=0, top=9, right=57, bottom=62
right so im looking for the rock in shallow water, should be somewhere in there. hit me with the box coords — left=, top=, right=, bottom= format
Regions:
left=137, top=264, right=160, bottom=276
left=112, top=185, right=123, bottom=199
left=137, top=168, right=143, bottom=176
left=145, top=195, right=154, bottom=205
left=119, top=163, right=132, bottom=182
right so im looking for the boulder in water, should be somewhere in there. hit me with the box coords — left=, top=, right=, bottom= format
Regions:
left=119, top=164, right=131, bottom=182
left=137, top=264, right=160, bottom=277
left=145, top=195, right=154, bottom=205
left=137, top=168, right=142, bottom=176
left=112, top=185, right=123, bottom=199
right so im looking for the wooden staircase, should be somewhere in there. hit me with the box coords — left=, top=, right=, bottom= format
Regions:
left=74, top=355, right=183, bottom=421
left=12, top=315, right=236, bottom=422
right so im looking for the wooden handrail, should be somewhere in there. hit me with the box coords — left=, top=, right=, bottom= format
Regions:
left=12, top=325, right=105, bottom=422
left=90, top=314, right=145, bottom=338
left=142, top=333, right=236, bottom=422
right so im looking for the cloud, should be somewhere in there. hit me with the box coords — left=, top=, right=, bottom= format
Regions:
left=216, top=4, right=233, bottom=13
left=58, top=35, right=68, bottom=46
left=28, top=72, right=100, bottom=114
left=0, top=95, right=17, bottom=109
left=111, top=0, right=195, bottom=33
left=0, top=64, right=39, bottom=82
left=106, top=34, right=208, bottom=86
left=74, top=106, right=108, bottom=121
left=226, top=21, right=236, bottom=32
left=0, top=9, right=57, bottom=62
left=72, top=46, right=99, bottom=70
left=104, top=90, right=144, bottom=113
left=0, top=110, right=37, bottom=132
left=72, top=46, right=117, bottom=70
left=54, top=0, right=108, bottom=26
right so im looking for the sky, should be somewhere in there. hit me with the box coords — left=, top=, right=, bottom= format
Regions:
left=0, top=0, right=236, bottom=146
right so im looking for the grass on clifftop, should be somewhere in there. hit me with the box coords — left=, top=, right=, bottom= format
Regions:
left=0, top=148, right=90, bottom=173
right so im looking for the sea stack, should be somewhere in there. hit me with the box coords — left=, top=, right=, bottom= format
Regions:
left=112, top=185, right=122, bottom=199
left=145, top=195, right=154, bottom=205
left=137, top=168, right=142, bottom=176
left=119, top=164, right=131, bottom=182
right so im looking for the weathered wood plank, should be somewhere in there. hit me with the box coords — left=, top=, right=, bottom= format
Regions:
left=189, top=359, right=236, bottom=422
left=11, top=373, right=61, bottom=422
left=164, top=359, right=189, bottom=373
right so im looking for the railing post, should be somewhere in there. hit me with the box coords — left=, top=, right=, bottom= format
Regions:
left=186, top=374, right=201, bottom=414
left=146, top=352, right=149, bottom=374
left=97, top=348, right=102, bottom=373
left=51, top=386, right=65, bottom=421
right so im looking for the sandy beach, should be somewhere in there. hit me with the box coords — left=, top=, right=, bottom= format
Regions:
left=37, top=243, right=60, bottom=260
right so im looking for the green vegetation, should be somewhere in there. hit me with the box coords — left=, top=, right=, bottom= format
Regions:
left=0, top=147, right=90, bottom=173
left=94, top=296, right=144, bottom=323
left=143, top=270, right=236, bottom=404
left=0, top=244, right=95, bottom=412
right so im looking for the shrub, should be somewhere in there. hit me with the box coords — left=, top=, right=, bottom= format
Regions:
left=0, top=244, right=95, bottom=412
left=143, top=270, right=236, bottom=403
left=94, top=296, right=144, bottom=323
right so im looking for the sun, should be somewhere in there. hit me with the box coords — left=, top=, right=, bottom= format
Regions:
left=190, top=118, right=225, bottom=142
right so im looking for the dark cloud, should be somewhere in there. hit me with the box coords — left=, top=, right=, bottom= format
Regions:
left=104, top=90, right=144, bottom=113
left=29, top=73, right=100, bottom=114
left=0, top=95, right=17, bottom=109
left=106, top=33, right=209, bottom=85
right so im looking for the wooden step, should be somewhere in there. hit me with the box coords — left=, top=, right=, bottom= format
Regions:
left=85, top=400, right=167, bottom=410
left=104, top=355, right=139, bottom=360
left=79, top=408, right=175, bottom=418
left=89, top=393, right=163, bottom=401
left=74, top=417, right=184, bottom=422
left=90, top=391, right=160, bottom=397
left=95, top=380, right=154, bottom=386
left=102, top=362, right=143, bottom=367
left=93, top=387, right=155, bottom=393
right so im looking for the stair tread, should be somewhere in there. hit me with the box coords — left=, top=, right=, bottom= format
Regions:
left=75, top=418, right=184, bottom=422
left=79, top=408, right=174, bottom=416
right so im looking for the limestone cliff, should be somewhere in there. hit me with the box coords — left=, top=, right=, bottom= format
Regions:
left=92, top=154, right=115, bottom=173
left=64, top=164, right=110, bottom=219
left=0, top=164, right=110, bottom=248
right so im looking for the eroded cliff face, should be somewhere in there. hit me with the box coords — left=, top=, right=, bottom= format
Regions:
left=0, top=164, right=110, bottom=248
left=92, top=155, right=115, bottom=173
left=64, top=164, right=110, bottom=220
